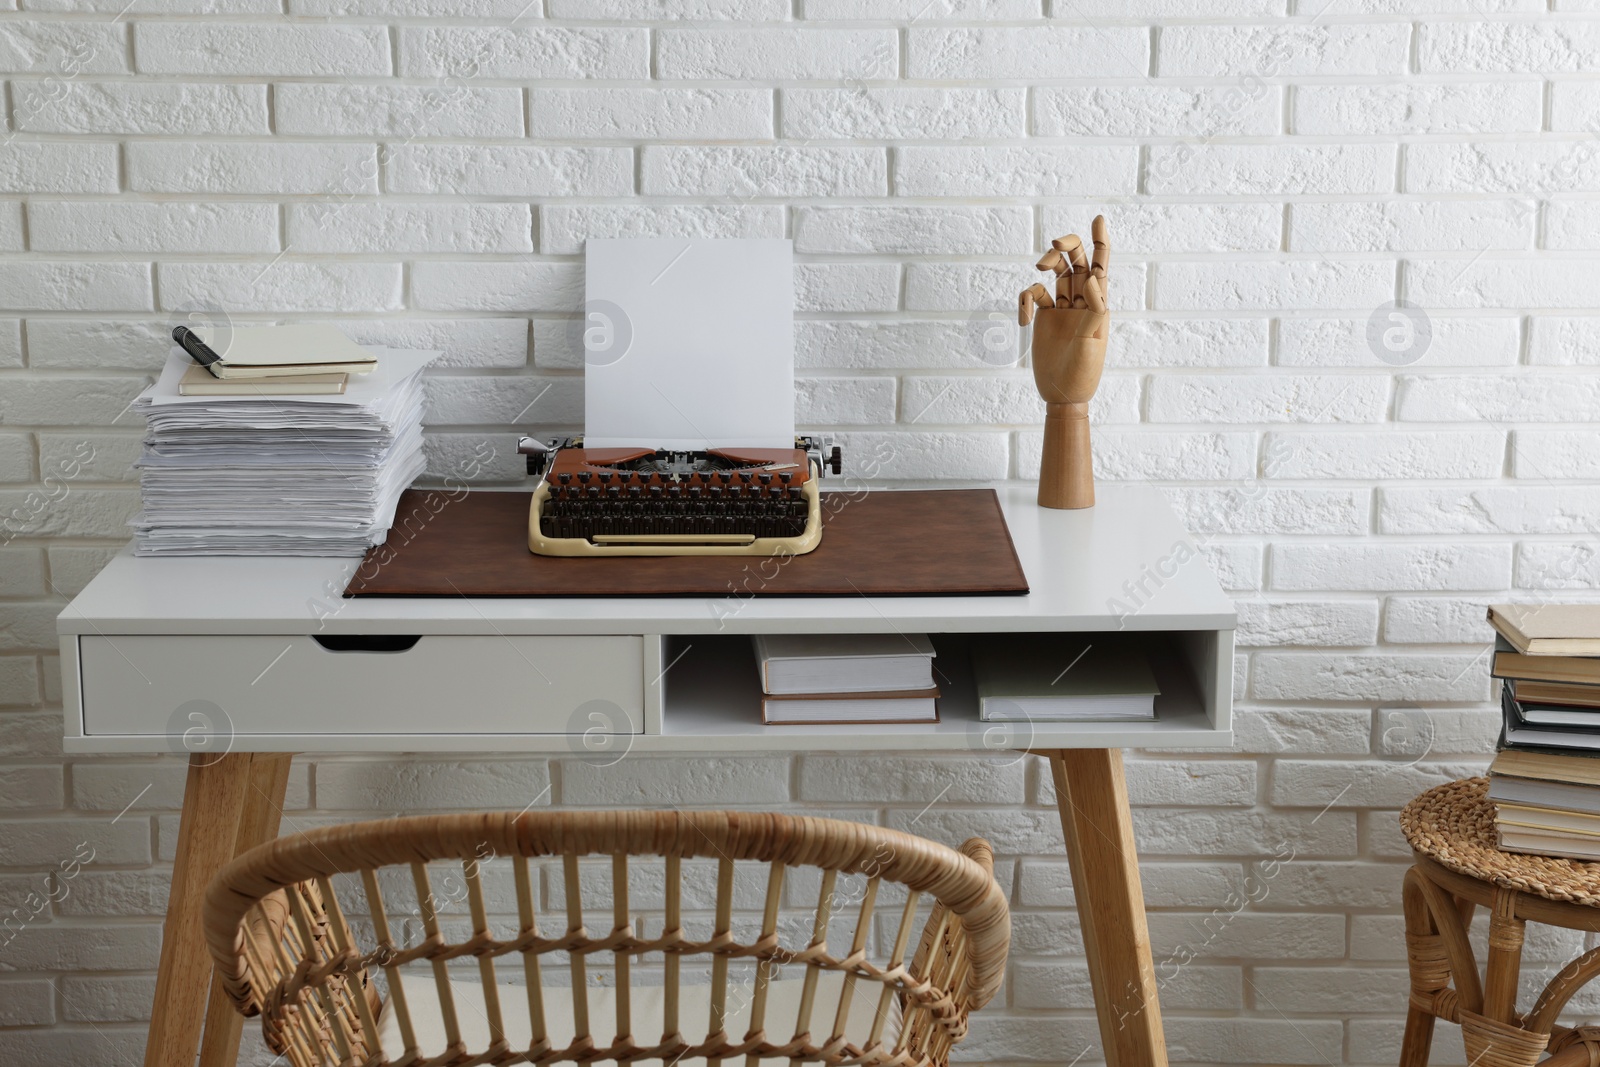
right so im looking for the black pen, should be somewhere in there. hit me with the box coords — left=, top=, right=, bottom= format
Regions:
left=171, top=326, right=222, bottom=368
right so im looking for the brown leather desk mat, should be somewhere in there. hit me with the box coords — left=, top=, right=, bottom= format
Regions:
left=345, top=488, right=1029, bottom=598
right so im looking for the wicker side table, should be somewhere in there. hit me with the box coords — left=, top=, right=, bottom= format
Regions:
left=1399, top=778, right=1600, bottom=1067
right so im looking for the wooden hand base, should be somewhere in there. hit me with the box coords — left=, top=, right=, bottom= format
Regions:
left=1039, top=401, right=1094, bottom=510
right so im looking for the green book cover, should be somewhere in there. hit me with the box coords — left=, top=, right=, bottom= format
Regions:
left=971, top=635, right=1160, bottom=722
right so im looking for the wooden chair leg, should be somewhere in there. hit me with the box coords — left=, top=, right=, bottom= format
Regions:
left=1457, top=887, right=1549, bottom=1067
left=1483, top=888, right=1526, bottom=1026
left=143, top=752, right=256, bottom=1067
left=1049, top=749, right=1167, bottom=1067
left=1399, top=1004, right=1437, bottom=1067
left=1400, top=867, right=1442, bottom=1067
left=197, top=754, right=294, bottom=1067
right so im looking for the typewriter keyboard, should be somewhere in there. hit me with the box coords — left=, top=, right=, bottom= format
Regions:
left=539, top=473, right=810, bottom=540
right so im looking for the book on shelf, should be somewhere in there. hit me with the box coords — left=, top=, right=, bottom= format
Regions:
left=752, top=633, right=936, bottom=696
left=179, top=363, right=347, bottom=396
left=1489, top=603, right=1600, bottom=656
left=761, top=687, right=940, bottom=726
left=970, top=634, right=1159, bottom=722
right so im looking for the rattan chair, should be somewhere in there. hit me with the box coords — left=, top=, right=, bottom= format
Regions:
left=1400, top=778, right=1600, bottom=1067
left=203, top=809, right=1010, bottom=1067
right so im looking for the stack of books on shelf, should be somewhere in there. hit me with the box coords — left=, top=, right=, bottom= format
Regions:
left=752, top=634, right=939, bottom=725
left=130, top=328, right=437, bottom=557
left=1488, top=604, right=1600, bottom=861
left=972, top=635, right=1159, bottom=722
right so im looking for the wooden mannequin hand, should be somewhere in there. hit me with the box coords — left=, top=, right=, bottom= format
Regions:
left=1031, top=306, right=1108, bottom=406
left=1019, top=216, right=1111, bottom=510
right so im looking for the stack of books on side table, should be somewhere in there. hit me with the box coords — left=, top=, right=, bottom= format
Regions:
left=752, top=634, right=939, bottom=724
left=1488, top=604, right=1600, bottom=860
left=129, top=344, right=437, bottom=556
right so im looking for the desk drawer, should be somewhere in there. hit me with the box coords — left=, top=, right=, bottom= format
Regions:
left=78, top=635, right=643, bottom=737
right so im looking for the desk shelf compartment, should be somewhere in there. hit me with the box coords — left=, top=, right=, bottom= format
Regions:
left=654, top=630, right=1231, bottom=752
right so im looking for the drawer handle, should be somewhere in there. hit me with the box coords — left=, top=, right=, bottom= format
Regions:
left=312, top=635, right=422, bottom=653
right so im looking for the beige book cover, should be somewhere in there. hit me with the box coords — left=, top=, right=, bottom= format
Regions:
left=191, top=323, right=378, bottom=376
left=1489, top=604, right=1600, bottom=656
left=1492, top=650, right=1600, bottom=685
left=179, top=363, right=347, bottom=396
left=1491, top=748, right=1600, bottom=787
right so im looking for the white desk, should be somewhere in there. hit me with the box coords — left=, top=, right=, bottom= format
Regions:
left=57, top=484, right=1235, bottom=1067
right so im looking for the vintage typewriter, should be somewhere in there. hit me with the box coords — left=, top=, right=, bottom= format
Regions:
left=519, top=435, right=842, bottom=557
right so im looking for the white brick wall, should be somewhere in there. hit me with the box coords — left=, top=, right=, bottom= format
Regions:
left=0, top=2, right=1595, bottom=1064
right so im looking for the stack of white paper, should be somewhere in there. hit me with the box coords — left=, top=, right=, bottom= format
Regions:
left=129, top=349, right=438, bottom=556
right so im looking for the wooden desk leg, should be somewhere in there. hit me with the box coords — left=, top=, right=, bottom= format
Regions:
left=197, top=754, right=294, bottom=1067
left=1049, top=749, right=1168, bottom=1067
left=142, top=752, right=290, bottom=1067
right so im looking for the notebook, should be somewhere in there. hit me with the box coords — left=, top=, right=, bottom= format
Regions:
left=752, top=634, right=936, bottom=695
left=179, top=363, right=347, bottom=396
left=188, top=324, right=379, bottom=379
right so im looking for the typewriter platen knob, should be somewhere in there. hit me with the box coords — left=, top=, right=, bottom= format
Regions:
left=517, top=435, right=550, bottom=476
left=828, top=446, right=842, bottom=475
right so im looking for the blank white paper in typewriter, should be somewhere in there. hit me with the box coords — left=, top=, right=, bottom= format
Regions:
left=582, top=238, right=795, bottom=450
